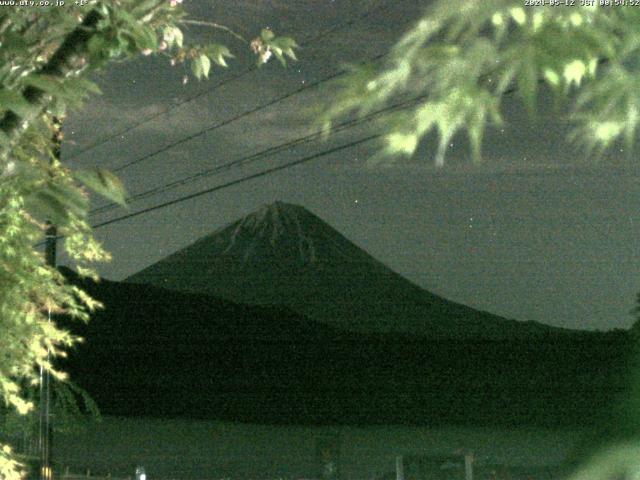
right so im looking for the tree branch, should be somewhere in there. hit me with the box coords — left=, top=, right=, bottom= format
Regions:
left=0, top=9, right=103, bottom=152
left=180, top=19, right=247, bottom=44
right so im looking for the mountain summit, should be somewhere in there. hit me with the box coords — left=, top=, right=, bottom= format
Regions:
left=127, top=201, right=564, bottom=338
left=204, top=200, right=359, bottom=264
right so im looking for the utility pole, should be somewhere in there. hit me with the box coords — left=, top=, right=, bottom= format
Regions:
left=39, top=220, right=55, bottom=480
left=40, top=117, right=62, bottom=480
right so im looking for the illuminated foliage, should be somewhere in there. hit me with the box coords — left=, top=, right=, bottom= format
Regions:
left=0, top=3, right=295, bottom=478
left=321, top=2, right=640, bottom=165
left=323, top=2, right=640, bottom=474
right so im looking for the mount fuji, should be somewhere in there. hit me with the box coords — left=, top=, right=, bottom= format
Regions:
left=57, top=202, right=629, bottom=425
left=127, top=201, right=569, bottom=339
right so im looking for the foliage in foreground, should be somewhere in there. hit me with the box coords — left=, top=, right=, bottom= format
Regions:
left=323, top=1, right=640, bottom=477
left=322, top=3, right=640, bottom=166
left=0, top=3, right=295, bottom=479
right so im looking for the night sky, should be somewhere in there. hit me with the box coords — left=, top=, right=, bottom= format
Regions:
left=61, top=0, right=640, bottom=332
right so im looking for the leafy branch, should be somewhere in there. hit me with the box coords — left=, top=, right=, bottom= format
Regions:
left=0, top=3, right=297, bottom=479
left=321, top=3, right=640, bottom=166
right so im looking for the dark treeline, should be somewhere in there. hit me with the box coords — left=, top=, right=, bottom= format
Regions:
left=58, top=268, right=632, bottom=428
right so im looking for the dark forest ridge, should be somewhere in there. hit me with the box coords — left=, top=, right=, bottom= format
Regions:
left=128, top=201, right=582, bottom=339
left=59, top=267, right=630, bottom=426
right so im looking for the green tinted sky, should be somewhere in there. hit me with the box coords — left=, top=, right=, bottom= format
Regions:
left=63, top=0, right=640, bottom=331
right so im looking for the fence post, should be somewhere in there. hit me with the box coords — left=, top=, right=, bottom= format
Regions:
left=395, top=455, right=404, bottom=480
left=464, top=452, right=473, bottom=480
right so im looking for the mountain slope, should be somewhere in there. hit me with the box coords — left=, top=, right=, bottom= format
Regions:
left=59, top=268, right=630, bottom=427
left=58, top=267, right=345, bottom=422
left=127, top=201, right=569, bottom=339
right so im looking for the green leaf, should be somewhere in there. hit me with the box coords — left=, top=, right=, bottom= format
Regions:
left=386, top=132, right=418, bottom=156
left=265, top=36, right=298, bottom=65
left=273, top=50, right=287, bottom=67
left=516, top=49, right=538, bottom=117
left=87, top=35, right=110, bottom=64
left=24, top=183, right=88, bottom=225
left=21, top=75, right=98, bottom=112
left=65, top=77, right=102, bottom=96
left=204, top=44, right=233, bottom=67
left=272, top=36, right=298, bottom=51
left=199, top=54, right=211, bottom=78
left=87, top=35, right=106, bottom=55
left=284, top=48, right=297, bottom=61
left=47, top=97, right=67, bottom=118
left=127, top=23, right=158, bottom=51
left=192, top=52, right=215, bottom=78
left=96, top=2, right=109, bottom=15
left=74, top=168, right=127, bottom=206
left=163, top=26, right=184, bottom=48
left=22, top=75, right=66, bottom=97
left=0, top=130, right=10, bottom=149
left=191, top=55, right=203, bottom=79
left=47, top=182, right=89, bottom=218
left=175, top=28, right=184, bottom=48
left=0, top=89, right=40, bottom=120
left=0, top=31, right=28, bottom=56
left=261, top=28, right=275, bottom=41
left=131, top=0, right=161, bottom=17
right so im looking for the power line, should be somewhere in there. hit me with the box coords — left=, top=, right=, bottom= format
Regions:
left=35, top=132, right=380, bottom=249
left=63, top=50, right=390, bottom=222
left=89, top=94, right=427, bottom=217
left=70, top=38, right=549, bottom=221
left=104, top=47, right=387, bottom=174
left=109, top=63, right=380, bottom=174
left=80, top=56, right=600, bottom=230
left=92, top=134, right=381, bottom=230
left=88, top=51, right=534, bottom=216
left=42, top=57, right=584, bottom=243
left=64, top=0, right=385, bottom=163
